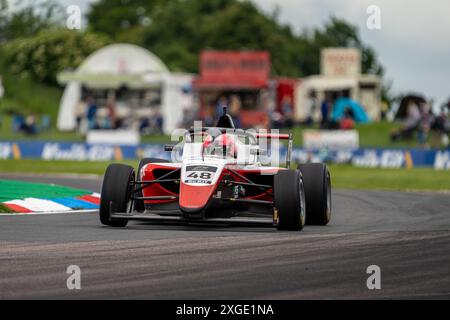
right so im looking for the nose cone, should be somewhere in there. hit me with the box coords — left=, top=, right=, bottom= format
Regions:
left=179, top=182, right=216, bottom=213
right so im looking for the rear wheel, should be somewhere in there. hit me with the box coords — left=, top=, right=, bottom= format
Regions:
left=298, top=163, right=331, bottom=225
left=274, top=169, right=306, bottom=231
left=99, top=164, right=135, bottom=227
left=134, top=158, right=169, bottom=212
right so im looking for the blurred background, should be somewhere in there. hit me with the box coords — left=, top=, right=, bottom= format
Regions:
left=0, top=0, right=449, bottom=171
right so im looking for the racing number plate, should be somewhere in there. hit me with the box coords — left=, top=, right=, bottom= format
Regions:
left=184, top=165, right=218, bottom=185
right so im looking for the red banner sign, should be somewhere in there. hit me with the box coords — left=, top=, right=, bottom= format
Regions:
left=195, top=51, right=270, bottom=89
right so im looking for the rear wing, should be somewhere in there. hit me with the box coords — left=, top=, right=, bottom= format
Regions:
left=255, top=132, right=293, bottom=169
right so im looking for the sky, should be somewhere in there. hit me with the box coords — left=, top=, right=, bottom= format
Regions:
left=10, top=0, right=450, bottom=107
left=253, top=0, right=450, bottom=107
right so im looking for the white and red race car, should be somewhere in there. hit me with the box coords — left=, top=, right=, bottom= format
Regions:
left=99, top=112, right=331, bottom=231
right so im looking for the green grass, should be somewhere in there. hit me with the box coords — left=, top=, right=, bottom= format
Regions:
left=328, top=164, right=450, bottom=192
left=0, top=115, right=85, bottom=141
left=0, top=114, right=173, bottom=143
left=0, top=65, right=63, bottom=122
left=1, top=159, right=449, bottom=192
left=0, top=203, right=12, bottom=213
left=0, top=179, right=91, bottom=202
left=0, top=159, right=138, bottom=175
left=289, top=121, right=420, bottom=148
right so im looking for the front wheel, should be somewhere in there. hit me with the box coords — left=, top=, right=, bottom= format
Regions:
left=274, top=169, right=306, bottom=231
left=99, top=163, right=135, bottom=227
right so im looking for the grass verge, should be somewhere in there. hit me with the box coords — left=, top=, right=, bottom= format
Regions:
left=0, top=159, right=138, bottom=175
left=328, top=164, right=450, bottom=192
left=0, top=203, right=13, bottom=213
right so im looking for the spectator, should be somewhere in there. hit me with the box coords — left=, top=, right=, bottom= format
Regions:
left=86, top=96, right=98, bottom=129
left=270, top=111, right=284, bottom=129
left=417, top=102, right=432, bottom=146
left=339, top=108, right=355, bottom=130
left=39, top=115, right=51, bottom=132
left=281, top=95, right=294, bottom=128
left=203, top=104, right=215, bottom=127
left=12, top=114, right=25, bottom=133
left=229, top=95, right=242, bottom=128
left=304, top=90, right=318, bottom=125
left=105, top=95, right=117, bottom=129
left=21, top=114, right=38, bottom=135
left=75, top=99, right=86, bottom=130
left=215, top=96, right=228, bottom=121
left=390, top=102, right=421, bottom=141
left=430, top=105, right=450, bottom=148
left=320, top=94, right=332, bottom=128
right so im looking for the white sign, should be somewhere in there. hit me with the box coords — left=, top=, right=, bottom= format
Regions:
left=86, top=129, right=140, bottom=146
left=183, top=164, right=217, bottom=185
left=321, top=48, right=361, bottom=77
left=303, top=129, right=359, bottom=150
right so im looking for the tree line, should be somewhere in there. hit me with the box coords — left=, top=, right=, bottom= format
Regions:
left=0, top=0, right=390, bottom=100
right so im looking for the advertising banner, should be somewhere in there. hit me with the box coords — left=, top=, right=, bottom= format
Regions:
left=321, top=48, right=361, bottom=77
left=1, top=141, right=449, bottom=169
left=303, top=129, right=359, bottom=150
left=195, top=51, right=270, bottom=89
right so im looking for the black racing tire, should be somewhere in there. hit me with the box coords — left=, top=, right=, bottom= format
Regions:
left=274, top=169, right=306, bottom=231
left=298, top=163, right=331, bottom=225
left=134, top=158, right=169, bottom=212
left=99, top=163, right=135, bottom=227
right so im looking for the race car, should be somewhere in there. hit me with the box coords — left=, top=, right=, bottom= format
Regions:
left=99, top=110, right=331, bottom=231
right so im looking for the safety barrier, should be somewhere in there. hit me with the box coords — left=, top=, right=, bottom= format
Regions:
left=1, top=141, right=449, bottom=169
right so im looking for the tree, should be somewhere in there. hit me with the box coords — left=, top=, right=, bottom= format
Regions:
left=0, top=0, right=63, bottom=43
left=3, top=29, right=109, bottom=84
left=86, top=1, right=385, bottom=79
left=87, top=0, right=165, bottom=45
left=298, top=16, right=384, bottom=76
left=141, top=0, right=304, bottom=75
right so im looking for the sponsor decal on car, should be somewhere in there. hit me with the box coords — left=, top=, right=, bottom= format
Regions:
left=184, top=165, right=218, bottom=185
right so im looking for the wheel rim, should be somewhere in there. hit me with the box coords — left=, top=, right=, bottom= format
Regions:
left=325, top=171, right=331, bottom=221
left=299, top=177, right=306, bottom=226
left=126, top=174, right=134, bottom=213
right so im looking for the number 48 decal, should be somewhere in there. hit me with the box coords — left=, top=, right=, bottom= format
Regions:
left=187, top=171, right=212, bottom=179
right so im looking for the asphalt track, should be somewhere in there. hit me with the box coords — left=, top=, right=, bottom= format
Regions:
left=0, top=173, right=449, bottom=299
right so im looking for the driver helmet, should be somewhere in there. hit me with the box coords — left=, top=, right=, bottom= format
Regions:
left=203, top=133, right=237, bottom=158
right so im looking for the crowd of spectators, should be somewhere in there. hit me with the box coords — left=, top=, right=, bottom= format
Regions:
left=9, top=113, right=50, bottom=135
left=197, top=95, right=243, bottom=129
left=198, top=90, right=358, bottom=131
left=391, top=99, right=450, bottom=147
left=74, top=95, right=163, bottom=135
left=299, top=90, right=359, bottom=130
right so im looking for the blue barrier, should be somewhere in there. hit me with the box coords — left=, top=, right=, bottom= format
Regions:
left=1, top=140, right=449, bottom=169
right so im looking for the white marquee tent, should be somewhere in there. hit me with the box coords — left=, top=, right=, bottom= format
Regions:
left=57, top=43, right=193, bottom=136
